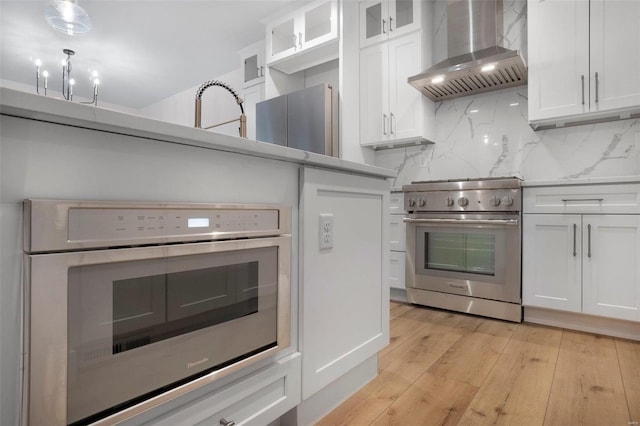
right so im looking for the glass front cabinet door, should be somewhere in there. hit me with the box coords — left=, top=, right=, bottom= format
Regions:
left=359, top=0, right=421, bottom=48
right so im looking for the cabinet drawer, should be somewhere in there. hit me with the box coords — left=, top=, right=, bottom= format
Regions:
left=390, top=192, right=406, bottom=214
left=142, top=353, right=301, bottom=426
left=390, top=250, right=406, bottom=289
left=524, top=183, right=640, bottom=214
left=389, top=214, right=406, bottom=251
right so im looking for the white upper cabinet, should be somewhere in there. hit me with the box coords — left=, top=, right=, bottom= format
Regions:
left=528, top=0, right=640, bottom=127
left=266, top=0, right=339, bottom=74
left=360, top=31, right=424, bottom=146
left=359, top=0, right=421, bottom=48
left=239, top=41, right=265, bottom=89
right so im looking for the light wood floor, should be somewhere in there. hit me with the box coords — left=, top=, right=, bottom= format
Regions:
left=318, top=302, right=640, bottom=426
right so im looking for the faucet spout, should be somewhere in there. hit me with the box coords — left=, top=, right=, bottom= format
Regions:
left=195, top=80, right=247, bottom=138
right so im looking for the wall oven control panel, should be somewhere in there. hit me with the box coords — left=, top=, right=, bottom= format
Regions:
left=24, top=200, right=291, bottom=252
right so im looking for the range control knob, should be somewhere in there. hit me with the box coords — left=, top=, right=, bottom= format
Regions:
left=418, top=197, right=426, bottom=207
left=502, top=196, right=514, bottom=207
left=408, top=198, right=417, bottom=207
left=457, top=197, right=469, bottom=207
left=446, top=197, right=455, bottom=207
left=489, top=196, right=501, bottom=207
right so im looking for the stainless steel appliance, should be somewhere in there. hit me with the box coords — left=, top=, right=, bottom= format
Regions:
left=408, top=0, right=527, bottom=102
left=403, top=177, right=522, bottom=322
left=256, top=83, right=339, bottom=157
left=22, top=200, right=291, bottom=425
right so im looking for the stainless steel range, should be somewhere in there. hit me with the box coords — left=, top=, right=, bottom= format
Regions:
left=403, top=177, right=522, bottom=322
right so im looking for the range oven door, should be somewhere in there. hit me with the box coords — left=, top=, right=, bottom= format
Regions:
left=25, top=236, right=290, bottom=426
left=405, top=213, right=521, bottom=304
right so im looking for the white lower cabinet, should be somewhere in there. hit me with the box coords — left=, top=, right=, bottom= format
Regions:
left=523, top=214, right=582, bottom=312
left=389, top=191, right=406, bottom=291
left=138, top=353, right=301, bottom=426
left=524, top=192, right=640, bottom=322
left=300, top=167, right=389, bottom=399
left=582, top=215, right=640, bottom=321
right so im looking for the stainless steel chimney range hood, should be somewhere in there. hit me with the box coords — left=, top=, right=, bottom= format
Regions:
left=409, top=0, right=527, bottom=102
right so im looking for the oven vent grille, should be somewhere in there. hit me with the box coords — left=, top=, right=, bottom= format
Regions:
left=80, top=347, right=112, bottom=364
left=113, top=336, right=152, bottom=354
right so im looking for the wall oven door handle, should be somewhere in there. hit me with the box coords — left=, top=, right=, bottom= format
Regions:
left=403, top=218, right=519, bottom=226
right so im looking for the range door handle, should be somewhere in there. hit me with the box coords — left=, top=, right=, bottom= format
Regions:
left=403, top=218, right=519, bottom=226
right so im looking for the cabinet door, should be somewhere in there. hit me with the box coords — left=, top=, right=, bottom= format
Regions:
left=389, top=0, right=421, bottom=39
left=241, top=83, right=264, bottom=141
left=590, top=0, right=640, bottom=113
left=300, top=0, right=338, bottom=52
left=582, top=215, right=640, bottom=321
left=360, top=0, right=389, bottom=48
left=268, top=15, right=298, bottom=63
left=240, top=41, right=265, bottom=89
left=359, top=43, right=389, bottom=144
left=390, top=250, right=406, bottom=290
left=527, top=0, right=589, bottom=121
left=389, top=214, right=405, bottom=251
left=388, top=31, right=422, bottom=141
left=522, top=214, right=582, bottom=312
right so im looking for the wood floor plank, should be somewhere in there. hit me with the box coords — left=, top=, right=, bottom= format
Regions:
left=389, top=302, right=412, bottom=319
left=379, top=317, right=425, bottom=358
left=318, top=318, right=464, bottom=426
left=426, top=318, right=516, bottom=387
left=370, top=372, right=478, bottom=426
left=458, top=324, right=562, bottom=425
left=379, top=321, right=464, bottom=382
left=544, top=331, right=631, bottom=425
left=616, top=338, right=640, bottom=423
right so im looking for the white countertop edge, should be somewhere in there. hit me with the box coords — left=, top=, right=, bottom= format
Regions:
left=522, top=175, right=640, bottom=187
left=0, top=87, right=396, bottom=179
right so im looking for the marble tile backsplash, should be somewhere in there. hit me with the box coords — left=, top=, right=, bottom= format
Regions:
left=375, top=87, right=640, bottom=187
left=376, top=0, right=640, bottom=186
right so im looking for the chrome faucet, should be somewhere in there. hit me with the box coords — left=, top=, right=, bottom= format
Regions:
left=195, top=80, right=247, bottom=138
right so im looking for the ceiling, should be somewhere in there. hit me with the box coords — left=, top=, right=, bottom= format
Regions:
left=0, top=0, right=306, bottom=109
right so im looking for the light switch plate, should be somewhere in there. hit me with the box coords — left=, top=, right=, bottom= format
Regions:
left=319, top=213, right=333, bottom=250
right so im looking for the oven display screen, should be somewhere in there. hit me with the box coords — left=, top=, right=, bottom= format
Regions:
left=188, top=217, right=210, bottom=228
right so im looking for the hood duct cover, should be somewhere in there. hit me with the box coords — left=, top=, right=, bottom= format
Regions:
left=409, top=0, right=527, bottom=102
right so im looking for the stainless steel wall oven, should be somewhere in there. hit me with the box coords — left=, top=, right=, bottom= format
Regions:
left=403, top=178, right=522, bottom=322
left=22, top=200, right=291, bottom=425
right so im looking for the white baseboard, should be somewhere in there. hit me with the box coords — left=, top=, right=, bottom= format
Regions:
left=524, top=307, right=640, bottom=341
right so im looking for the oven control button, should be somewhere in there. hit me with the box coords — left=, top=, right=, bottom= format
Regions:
left=457, top=197, right=469, bottom=207
left=502, top=196, right=514, bottom=206
left=408, top=198, right=417, bottom=207
left=418, top=197, right=426, bottom=207
left=446, top=197, right=454, bottom=207
left=489, top=196, right=501, bottom=206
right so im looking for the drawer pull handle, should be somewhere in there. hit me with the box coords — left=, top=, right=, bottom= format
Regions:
left=561, top=198, right=604, bottom=202
left=572, top=223, right=577, bottom=257
left=220, top=419, right=236, bottom=426
left=587, top=224, right=592, bottom=258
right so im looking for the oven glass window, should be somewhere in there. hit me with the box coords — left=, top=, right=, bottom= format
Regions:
left=112, top=262, right=259, bottom=354
left=425, top=232, right=496, bottom=276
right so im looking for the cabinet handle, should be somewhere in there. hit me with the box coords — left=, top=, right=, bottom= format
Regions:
left=587, top=224, right=592, bottom=258
left=595, top=72, right=599, bottom=103
left=389, top=16, right=393, bottom=31
left=573, top=223, right=577, bottom=257
left=581, top=75, right=585, bottom=105
left=382, top=18, right=387, bottom=34
left=220, top=419, right=235, bottom=426
left=561, top=198, right=604, bottom=203
left=390, top=112, right=395, bottom=134
left=383, top=113, right=388, bottom=135
left=260, top=66, right=264, bottom=77
left=299, top=32, right=303, bottom=49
